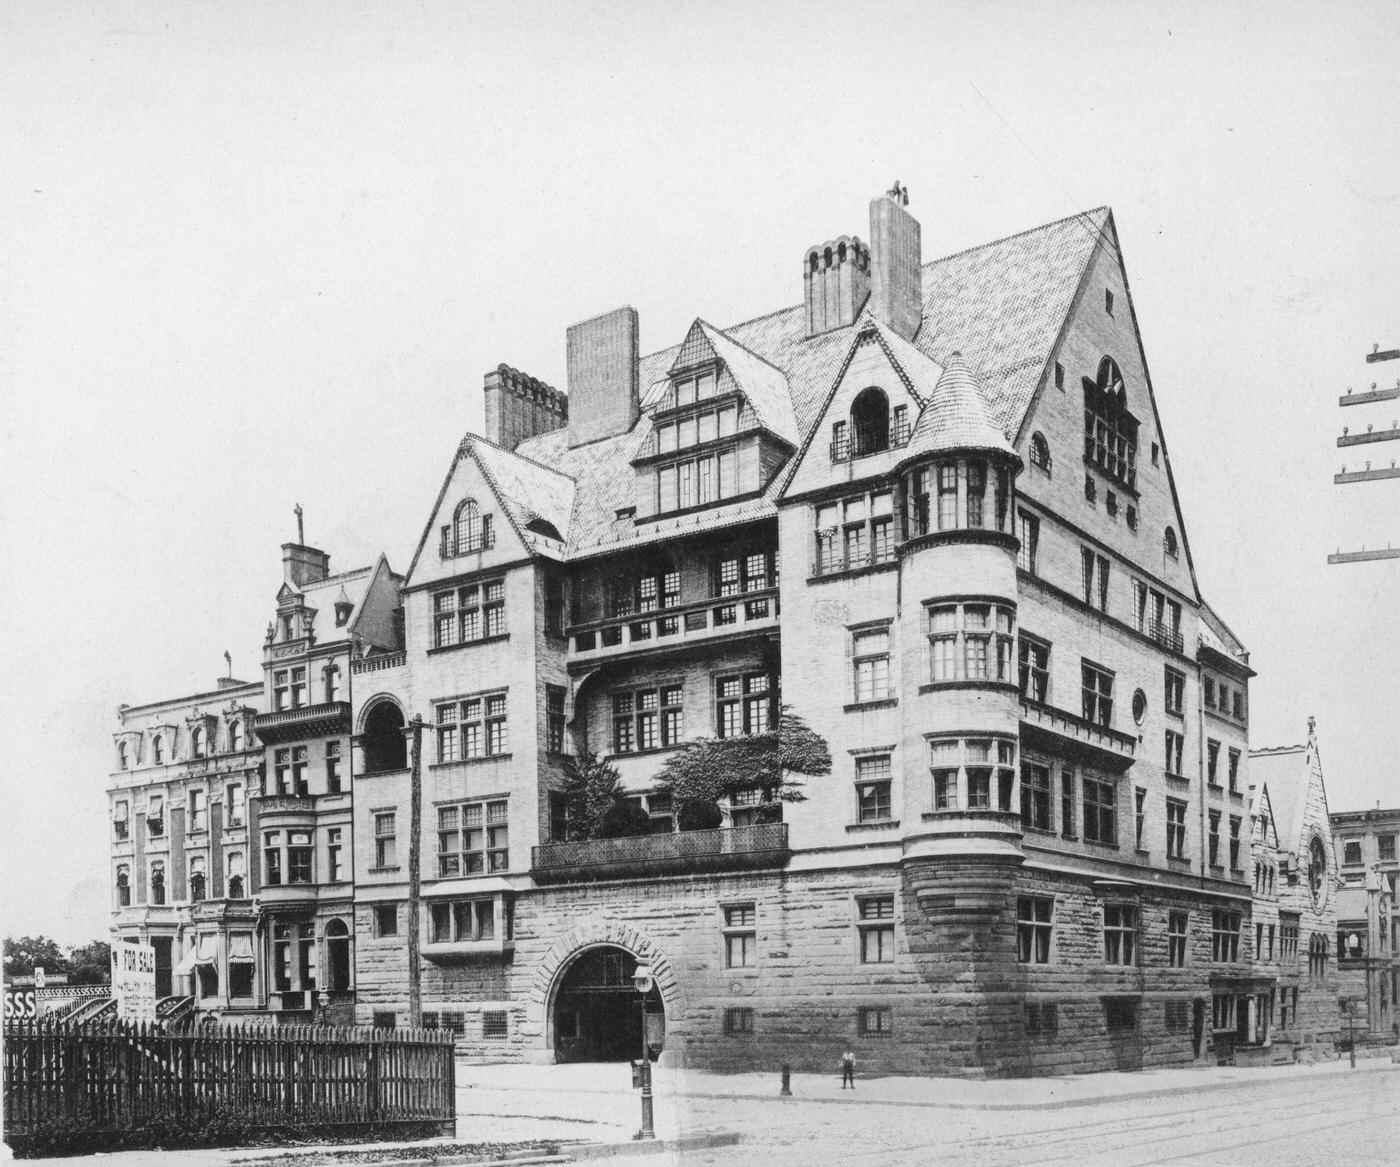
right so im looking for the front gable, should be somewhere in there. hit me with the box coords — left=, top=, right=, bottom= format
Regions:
left=779, top=322, right=931, bottom=503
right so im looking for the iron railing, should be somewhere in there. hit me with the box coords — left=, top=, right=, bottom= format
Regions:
left=829, top=415, right=912, bottom=462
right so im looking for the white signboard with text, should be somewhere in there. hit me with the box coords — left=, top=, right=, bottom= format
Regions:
left=112, top=943, right=157, bottom=1022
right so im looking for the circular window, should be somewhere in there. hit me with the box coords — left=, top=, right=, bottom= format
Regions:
left=1132, top=689, right=1147, bottom=725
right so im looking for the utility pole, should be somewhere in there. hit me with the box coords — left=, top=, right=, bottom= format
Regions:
left=406, top=714, right=424, bottom=1028
left=1330, top=342, right=1400, bottom=564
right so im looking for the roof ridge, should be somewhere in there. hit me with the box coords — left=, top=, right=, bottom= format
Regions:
left=1249, top=744, right=1307, bottom=755
left=923, top=206, right=1111, bottom=269
left=470, top=431, right=578, bottom=483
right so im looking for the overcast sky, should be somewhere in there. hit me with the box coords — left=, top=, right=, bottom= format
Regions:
left=3, top=1, right=1397, bottom=946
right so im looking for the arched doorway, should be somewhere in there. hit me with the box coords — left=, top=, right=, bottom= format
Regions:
left=361, top=700, right=406, bottom=773
left=325, top=918, right=351, bottom=993
left=552, top=945, right=664, bottom=1063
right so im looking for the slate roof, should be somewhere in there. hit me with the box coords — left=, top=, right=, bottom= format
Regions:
left=298, top=565, right=374, bottom=646
left=469, top=436, right=576, bottom=557
left=512, top=206, right=1111, bottom=557
left=905, top=351, right=1016, bottom=459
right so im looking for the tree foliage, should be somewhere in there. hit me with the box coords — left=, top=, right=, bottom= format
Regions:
left=67, top=940, right=113, bottom=985
left=558, top=751, right=652, bottom=840
left=3, top=936, right=112, bottom=984
left=655, top=705, right=832, bottom=828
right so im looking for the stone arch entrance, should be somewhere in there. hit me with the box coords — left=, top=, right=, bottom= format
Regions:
left=550, top=945, right=664, bottom=1063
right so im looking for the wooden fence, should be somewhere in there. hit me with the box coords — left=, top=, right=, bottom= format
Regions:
left=3, top=1016, right=456, bottom=1138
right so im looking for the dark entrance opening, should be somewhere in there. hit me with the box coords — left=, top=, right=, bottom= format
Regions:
left=362, top=701, right=407, bottom=773
left=326, top=919, right=351, bottom=993
left=150, top=936, right=173, bottom=999
left=552, top=946, right=664, bottom=1063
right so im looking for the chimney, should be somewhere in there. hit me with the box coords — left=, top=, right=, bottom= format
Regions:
left=483, top=363, right=568, bottom=451
left=282, top=543, right=330, bottom=588
left=566, top=306, right=639, bottom=448
left=869, top=183, right=922, bottom=341
left=804, top=236, right=870, bottom=335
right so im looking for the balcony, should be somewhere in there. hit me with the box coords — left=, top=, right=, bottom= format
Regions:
left=830, top=416, right=912, bottom=462
left=252, top=701, right=351, bottom=743
left=812, top=543, right=897, bottom=578
left=1144, top=618, right=1184, bottom=655
left=352, top=650, right=406, bottom=676
left=258, top=793, right=316, bottom=815
left=532, top=823, right=790, bottom=883
left=1019, top=697, right=1138, bottom=772
left=569, top=590, right=778, bottom=668
left=440, top=528, right=494, bottom=560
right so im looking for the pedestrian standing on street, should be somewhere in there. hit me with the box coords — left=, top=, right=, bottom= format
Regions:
left=841, top=1049, right=855, bottom=1089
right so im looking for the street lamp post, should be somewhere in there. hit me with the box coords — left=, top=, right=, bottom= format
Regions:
left=633, top=963, right=655, bottom=1140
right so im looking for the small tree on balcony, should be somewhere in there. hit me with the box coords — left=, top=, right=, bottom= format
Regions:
left=559, top=751, right=652, bottom=840
left=656, top=705, right=831, bottom=830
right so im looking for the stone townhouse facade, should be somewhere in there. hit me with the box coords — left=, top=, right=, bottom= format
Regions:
left=1330, top=804, right=1399, bottom=1039
left=110, top=186, right=1342, bottom=1075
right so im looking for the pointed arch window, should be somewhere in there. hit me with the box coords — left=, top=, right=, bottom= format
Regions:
left=441, top=499, right=494, bottom=558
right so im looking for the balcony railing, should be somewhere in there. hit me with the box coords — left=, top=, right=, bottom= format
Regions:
left=352, top=650, right=406, bottom=675
left=258, top=794, right=316, bottom=814
left=532, top=823, right=790, bottom=883
left=1019, top=697, right=1137, bottom=772
left=252, top=701, right=352, bottom=743
left=440, top=528, right=494, bottom=560
left=812, top=542, right=896, bottom=577
left=1145, top=618, right=1185, bottom=654
left=570, top=589, right=778, bottom=662
left=829, top=416, right=912, bottom=462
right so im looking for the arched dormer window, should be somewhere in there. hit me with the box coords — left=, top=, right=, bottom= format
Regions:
left=442, top=499, right=494, bottom=558
left=1084, top=357, right=1139, bottom=489
left=229, top=721, right=242, bottom=752
left=526, top=516, right=562, bottom=541
left=115, top=865, right=130, bottom=908
left=152, top=735, right=164, bottom=765
left=850, top=387, right=890, bottom=456
left=191, top=727, right=205, bottom=759
left=1029, top=432, right=1051, bottom=473
left=1163, top=526, right=1179, bottom=559
left=118, top=742, right=129, bottom=770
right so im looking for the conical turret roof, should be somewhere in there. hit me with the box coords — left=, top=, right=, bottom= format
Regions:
left=904, top=351, right=1016, bottom=460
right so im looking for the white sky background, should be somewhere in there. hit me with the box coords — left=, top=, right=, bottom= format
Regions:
left=2, top=1, right=1396, bottom=945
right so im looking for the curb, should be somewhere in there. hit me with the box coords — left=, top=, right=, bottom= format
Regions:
left=561, top=1132, right=744, bottom=1160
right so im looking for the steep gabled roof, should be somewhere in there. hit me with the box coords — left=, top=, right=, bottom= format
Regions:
left=696, top=321, right=797, bottom=444
left=470, top=436, right=576, bottom=556
left=1250, top=727, right=1331, bottom=858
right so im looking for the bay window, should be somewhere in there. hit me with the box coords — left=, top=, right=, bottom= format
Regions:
left=927, top=601, right=1015, bottom=684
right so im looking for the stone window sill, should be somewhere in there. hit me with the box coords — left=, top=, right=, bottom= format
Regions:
left=428, top=633, right=510, bottom=657
left=846, top=820, right=900, bottom=833
left=368, top=866, right=401, bottom=875
left=844, top=698, right=897, bottom=713
left=431, top=754, right=512, bottom=769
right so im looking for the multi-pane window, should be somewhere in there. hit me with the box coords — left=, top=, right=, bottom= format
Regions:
left=433, top=580, right=506, bottom=648
left=1208, top=810, right=1221, bottom=867
left=1132, top=580, right=1181, bottom=649
left=928, top=602, right=1015, bottom=684
left=654, top=402, right=737, bottom=453
left=1165, top=730, right=1185, bottom=777
left=188, top=789, right=207, bottom=833
left=723, top=903, right=756, bottom=968
left=1080, top=548, right=1110, bottom=612
left=445, top=499, right=493, bottom=556
left=1168, top=911, right=1189, bottom=967
left=288, top=830, right=313, bottom=884
left=715, top=673, right=774, bottom=738
left=1103, top=904, right=1137, bottom=965
left=1228, top=749, right=1241, bottom=793
left=657, top=450, right=738, bottom=512
left=325, top=741, right=342, bottom=794
left=1280, top=921, right=1300, bottom=960
left=855, top=756, right=893, bottom=823
left=858, top=1006, right=893, bottom=1038
left=1212, top=910, right=1241, bottom=961
left=1018, top=635, right=1049, bottom=702
left=852, top=627, right=891, bottom=702
left=608, top=567, right=681, bottom=617
left=437, top=800, right=509, bottom=875
left=1017, top=510, right=1040, bottom=574
left=1134, top=787, right=1146, bottom=849
left=546, top=686, right=567, bottom=754
left=373, top=812, right=397, bottom=868
left=430, top=899, right=498, bottom=944
left=1084, top=360, right=1139, bottom=489
left=1166, top=799, right=1188, bottom=859
left=1081, top=661, right=1114, bottom=727
left=1020, top=763, right=1052, bottom=831
left=713, top=550, right=773, bottom=597
left=1164, top=667, right=1185, bottom=716
left=815, top=491, right=895, bottom=574
left=327, top=828, right=344, bottom=882
left=1083, top=777, right=1118, bottom=845
left=1380, top=835, right=1397, bottom=862
left=1228, top=816, right=1242, bottom=870
left=1017, top=897, right=1053, bottom=964
left=291, top=745, right=308, bottom=795
left=263, top=831, right=282, bottom=885
left=436, top=692, right=509, bottom=762
left=613, top=685, right=684, bottom=753
left=1025, top=1002, right=1059, bottom=1035
left=857, top=896, right=895, bottom=963
left=929, top=736, right=1017, bottom=812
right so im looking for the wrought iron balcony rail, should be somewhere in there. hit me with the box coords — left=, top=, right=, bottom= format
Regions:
left=440, top=528, right=495, bottom=559
left=830, top=416, right=912, bottom=462
left=812, top=542, right=897, bottom=577
left=532, top=823, right=789, bottom=883
left=1144, top=618, right=1184, bottom=654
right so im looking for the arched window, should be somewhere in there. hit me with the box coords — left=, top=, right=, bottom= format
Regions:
left=150, top=861, right=166, bottom=906
left=1029, top=432, right=1051, bottom=473
left=526, top=516, right=563, bottom=541
left=115, top=866, right=130, bottom=908
left=1085, top=357, right=1139, bottom=488
left=227, top=853, right=245, bottom=900
left=118, top=742, right=129, bottom=770
left=362, top=700, right=407, bottom=774
left=325, top=918, right=351, bottom=992
left=446, top=499, right=493, bottom=557
left=152, top=735, right=164, bottom=764
left=189, top=856, right=207, bottom=903
left=850, top=387, right=890, bottom=456
left=191, top=727, right=205, bottom=759
left=229, top=721, right=242, bottom=752
left=1163, top=526, right=1179, bottom=559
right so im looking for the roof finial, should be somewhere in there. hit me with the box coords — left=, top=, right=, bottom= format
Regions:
left=294, top=502, right=304, bottom=546
left=1307, top=715, right=1316, bottom=736
left=224, top=650, right=232, bottom=679
left=887, top=180, right=909, bottom=206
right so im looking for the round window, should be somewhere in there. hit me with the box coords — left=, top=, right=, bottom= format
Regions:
left=1132, top=689, right=1148, bottom=725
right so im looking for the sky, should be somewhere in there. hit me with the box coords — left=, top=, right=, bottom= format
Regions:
left=2, top=1, right=1397, bottom=946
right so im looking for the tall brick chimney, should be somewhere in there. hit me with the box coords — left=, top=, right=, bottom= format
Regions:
left=483, top=364, right=568, bottom=452
left=282, top=543, right=330, bottom=587
left=566, top=306, right=639, bottom=448
left=804, top=236, right=871, bottom=335
left=869, top=184, right=922, bottom=341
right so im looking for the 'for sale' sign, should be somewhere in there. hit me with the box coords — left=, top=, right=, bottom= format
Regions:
left=112, top=943, right=156, bottom=1022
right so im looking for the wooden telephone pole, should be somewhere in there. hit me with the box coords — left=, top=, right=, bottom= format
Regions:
left=1329, top=343, right=1400, bottom=564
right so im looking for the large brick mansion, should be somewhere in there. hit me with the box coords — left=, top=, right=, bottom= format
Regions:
left=108, top=187, right=1344, bottom=1075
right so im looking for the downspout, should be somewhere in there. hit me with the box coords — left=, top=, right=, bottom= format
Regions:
left=406, top=714, right=424, bottom=1028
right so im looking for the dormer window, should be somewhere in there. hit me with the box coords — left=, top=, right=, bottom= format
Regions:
left=673, top=368, right=718, bottom=406
left=152, top=735, right=164, bottom=764
left=655, top=403, right=737, bottom=454
left=656, top=449, right=737, bottom=513
left=441, top=499, right=494, bottom=559
left=831, top=388, right=911, bottom=460
left=118, top=742, right=130, bottom=770
left=191, top=727, right=206, bottom=759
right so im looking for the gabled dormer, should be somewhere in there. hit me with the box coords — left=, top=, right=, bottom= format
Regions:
left=631, top=319, right=794, bottom=521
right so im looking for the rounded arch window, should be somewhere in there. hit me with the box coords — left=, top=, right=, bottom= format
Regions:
left=118, top=742, right=129, bottom=770
left=1163, top=526, right=1179, bottom=559
left=1097, top=356, right=1126, bottom=396
left=1131, top=689, right=1147, bottom=725
left=449, top=498, right=493, bottom=556
left=362, top=699, right=407, bottom=774
left=1029, top=432, right=1051, bottom=472
left=229, top=721, right=242, bottom=752
left=191, top=727, right=205, bottom=759
left=152, top=735, right=164, bottom=764
left=850, top=387, right=891, bottom=456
